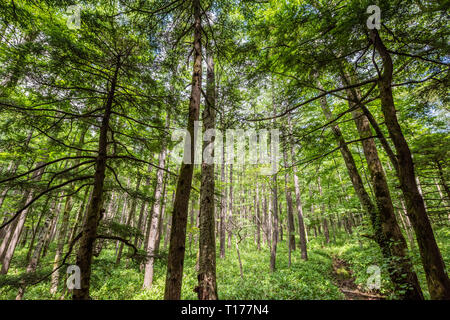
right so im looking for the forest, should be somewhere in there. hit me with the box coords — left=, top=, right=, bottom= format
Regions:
left=0, top=0, right=449, bottom=302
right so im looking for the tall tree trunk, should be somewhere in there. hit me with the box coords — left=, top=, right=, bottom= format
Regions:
left=134, top=164, right=153, bottom=249
left=143, top=116, right=169, bottom=289
left=116, top=176, right=142, bottom=265
left=196, top=48, right=218, bottom=300
left=434, top=178, right=450, bottom=222
left=25, top=204, right=46, bottom=263
left=235, top=237, right=244, bottom=280
left=287, top=114, right=307, bottom=260
left=227, top=164, right=233, bottom=249
left=164, top=191, right=175, bottom=250
left=0, top=158, right=47, bottom=274
left=269, top=124, right=278, bottom=272
left=50, top=195, right=72, bottom=294
left=143, top=153, right=167, bottom=288
left=370, top=29, right=450, bottom=299
left=219, top=145, right=227, bottom=258
left=155, top=172, right=169, bottom=254
left=16, top=206, right=55, bottom=300
left=317, top=176, right=330, bottom=244
left=340, top=72, right=423, bottom=300
left=41, top=197, right=63, bottom=259
left=72, top=59, right=120, bottom=300
left=255, top=183, right=261, bottom=251
left=283, top=146, right=296, bottom=252
left=164, top=0, right=202, bottom=300
left=262, top=187, right=268, bottom=246
left=68, top=186, right=90, bottom=247
left=436, top=161, right=450, bottom=203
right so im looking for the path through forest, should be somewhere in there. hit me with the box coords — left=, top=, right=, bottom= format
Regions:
left=331, top=256, right=384, bottom=300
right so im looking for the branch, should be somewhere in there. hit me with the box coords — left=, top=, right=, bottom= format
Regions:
left=95, top=235, right=138, bottom=257
left=0, top=175, right=92, bottom=230
left=247, top=78, right=377, bottom=121
left=0, top=156, right=95, bottom=184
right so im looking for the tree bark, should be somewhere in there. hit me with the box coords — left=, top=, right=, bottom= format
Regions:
left=283, top=146, right=296, bottom=253
left=50, top=195, right=73, bottom=294
left=0, top=158, right=47, bottom=274
left=340, top=70, right=423, bottom=300
left=219, top=138, right=227, bottom=258
left=143, top=126, right=168, bottom=288
left=164, top=0, right=202, bottom=300
left=317, top=176, right=330, bottom=244
left=16, top=204, right=55, bottom=299
left=255, top=183, right=261, bottom=251
left=269, top=134, right=278, bottom=272
left=72, top=58, right=120, bottom=300
left=370, top=29, right=450, bottom=299
left=227, top=164, right=233, bottom=249
left=287, top=114, right=307, bottom=260
left=196, top=48, right=218, bottom=300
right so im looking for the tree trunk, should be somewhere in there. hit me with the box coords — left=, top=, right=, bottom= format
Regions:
left=196, top=48, right=218, bottom=300
left=143, top=129, right=168, bottom=288
left=269, top=158, right=278, bottom=272
left=68, top=186, right=90, bottom=247
left=72, top=59, right=120, bottom=300
left=370, top=29, right=450, bottom=299
left=340, top=71, right=423, bottom=299
left=283, top=147, right=296, bottom=252
left=255, top=183, right=261, bottom=251
left=116, top=176, right=142, bottom=265
left=235, top=237, right=244, bottom=280
left=16, top=206, right=55, bottom=300
left=164, top=0, right=202, bottom=300
left=50, top=194, right=73, bottom=294
left=227, top=164, right=233, bottom=249
left=0, top=159, right=47, bottom=274
left=436, top=161, right=450, bottom=203
left=317, top=176, right=330, bottom=244
left=287, top=114, right=307, bottom=260
left=262, top=187, right=268, bottom=246
left=219, top=140, right=227, bottom=258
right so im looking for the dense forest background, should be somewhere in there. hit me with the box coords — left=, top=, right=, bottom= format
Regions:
left=0, top=0, right=449, bottom=300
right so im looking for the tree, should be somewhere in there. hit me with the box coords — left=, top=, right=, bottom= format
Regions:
left=196, top=45, right=218, bottom=300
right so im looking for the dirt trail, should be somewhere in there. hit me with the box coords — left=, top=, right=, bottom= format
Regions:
left=331, top=255, right=384, bottom=300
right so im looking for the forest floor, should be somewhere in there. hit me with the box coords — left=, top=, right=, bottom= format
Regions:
left=1, top=227, right=448, bottom=299
left=331, top=255, right=384, bottom=300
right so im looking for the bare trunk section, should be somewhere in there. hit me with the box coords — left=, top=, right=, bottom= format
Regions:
left=283, top=146, right=296, bottom=253
left=370, top=29, right=450, bottom=299
left=16, top=205, right=55, bottom=299
left=287, top=114, right=307, bottom=260
left=227, top=164, right=233, bottom=249
left=317, top=177, right=330, bottom=244
left=255, top=183, right=261, bottom=251
left=72, top=59, right=120, bottom=300
left=164, top=0, right=202, bottom=300
left=143, top=124, right=168, bottom=288
left=219, top=139, right=227, bottom=258
left=50, top=195, right=73, bottom=294
left=0, top=159, right=47, bottom=274
left=196, top=48, right=218, bottom=300
left=116, top=175, right=142, bottom=265
left=340, top=71, right=423, bottom=300
left=269, top=101, right=278, bottom=272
